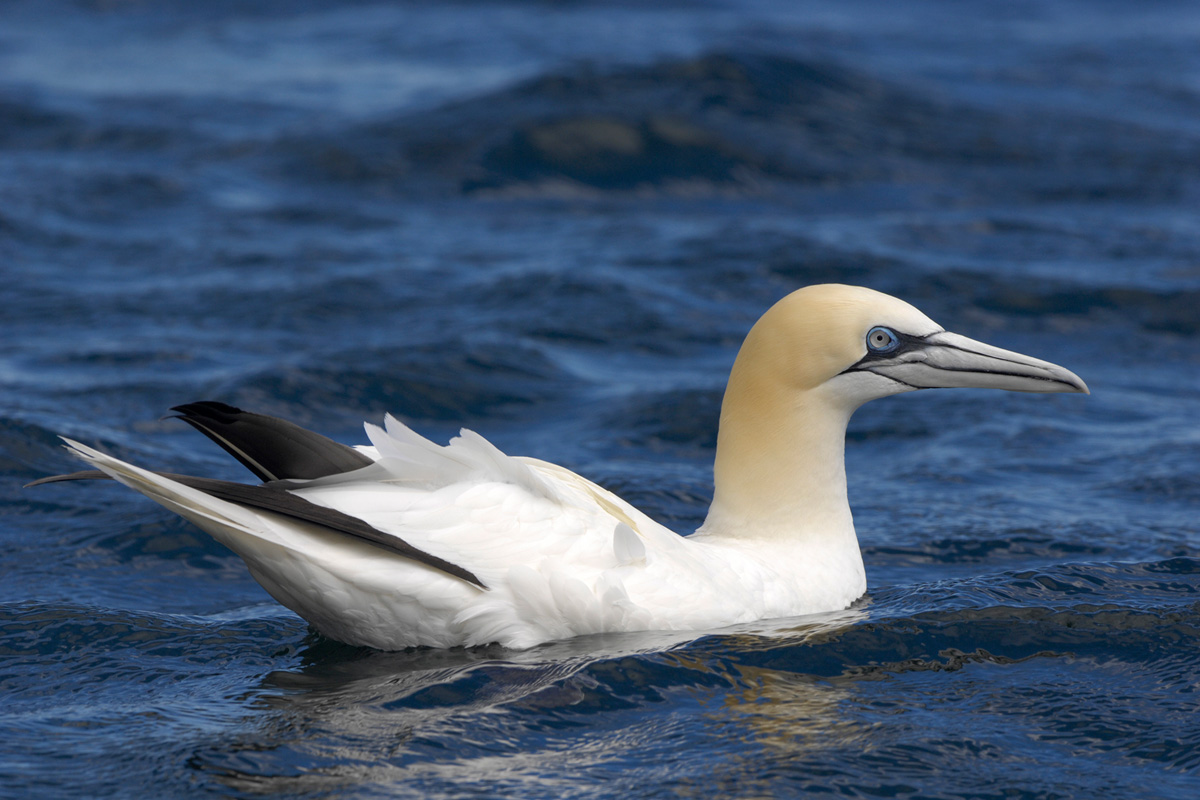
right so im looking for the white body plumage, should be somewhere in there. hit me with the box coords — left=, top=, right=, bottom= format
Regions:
left=66, top=413, right=866, bottom=649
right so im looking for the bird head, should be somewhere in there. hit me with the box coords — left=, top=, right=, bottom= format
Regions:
left=738, top=284, right=1088, bottom=410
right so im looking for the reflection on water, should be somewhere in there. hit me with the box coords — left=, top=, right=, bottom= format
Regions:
left=196, top=612, right=866, bottom=794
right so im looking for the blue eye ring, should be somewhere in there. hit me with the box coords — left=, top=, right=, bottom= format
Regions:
left=866, top=326, right=900, bottom=353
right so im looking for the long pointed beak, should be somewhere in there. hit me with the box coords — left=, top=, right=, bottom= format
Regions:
left=864, top=331, right=1089, bottom=394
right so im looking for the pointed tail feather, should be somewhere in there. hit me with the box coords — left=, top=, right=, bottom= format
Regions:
left=35, top=439, right=485, bottom=589
left=25, top=469, right=110, bottom=487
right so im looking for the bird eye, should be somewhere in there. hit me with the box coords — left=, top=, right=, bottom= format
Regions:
left=866, top=326, right=899, bottom=353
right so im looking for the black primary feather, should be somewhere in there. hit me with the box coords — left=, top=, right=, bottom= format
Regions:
left=170, top=401, right=373, bottom=482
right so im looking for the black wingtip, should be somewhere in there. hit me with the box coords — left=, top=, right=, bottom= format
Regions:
left=170, top=400, right=246, bottom=419
left=170, top=400, right=374, bottom=482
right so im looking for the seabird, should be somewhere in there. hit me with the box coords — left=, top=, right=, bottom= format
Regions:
left=31, top=285, right=1088, bottom=649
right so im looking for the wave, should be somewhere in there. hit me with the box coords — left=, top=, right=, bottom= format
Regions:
left=256, top=49, right=1200, bottom=202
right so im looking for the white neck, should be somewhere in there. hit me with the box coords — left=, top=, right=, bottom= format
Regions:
left=687, top=289, right=885, bottom=609
left=698, top=380, right=856, bottom=544
left=678, top=283, right=943, bottom=613
left=691, top=368, right=866, bottom=615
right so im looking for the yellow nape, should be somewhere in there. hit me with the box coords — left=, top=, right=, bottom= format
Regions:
left=702, top=285, right=940, bottom=540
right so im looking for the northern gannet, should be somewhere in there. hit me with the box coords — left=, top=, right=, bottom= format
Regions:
left=32, top=285, right=1088, bottom=650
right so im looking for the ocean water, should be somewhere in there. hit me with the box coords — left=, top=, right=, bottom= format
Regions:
left=3, top=0, right=1200, bottom=797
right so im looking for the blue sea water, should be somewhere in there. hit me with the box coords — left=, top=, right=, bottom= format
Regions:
left=2, top=0, right=1200, bottom=797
